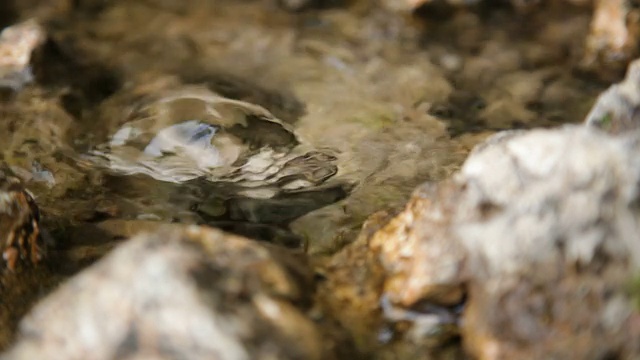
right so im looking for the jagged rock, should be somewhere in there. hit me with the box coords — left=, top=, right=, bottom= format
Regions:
left=1, top=225, right=330, bottom=360
left=326, top=125, right=640, bottom=359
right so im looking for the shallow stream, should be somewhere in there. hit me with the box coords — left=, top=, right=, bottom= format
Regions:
left=0, top=0, right=610, bottom=353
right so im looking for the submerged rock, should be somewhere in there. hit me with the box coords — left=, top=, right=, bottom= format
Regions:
left=2, top=225, right=330, bottom=360
left=86, top=77, right=337, bottom=189
left=80, top=76, right=351, bottom=233
left=325, top=125, right=640, bottom=358
left=277, top=0, right=348, bottom=12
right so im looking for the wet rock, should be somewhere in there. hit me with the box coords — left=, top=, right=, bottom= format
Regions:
left=389, top=0, right=590, bottom=12
left=2, top=225, right=332, bottom=360
left=277, top=0, right=348, bottom=12
left=585, top=57, right=640, bottom=134
left=326, top=126, right=640, bottom=358
left=0, top=87, right=73, bottom=160
left=317, top=210, right=395, bottom=350
left=76, top=76, right=354, bottom=235
left=0, top=168, right=45, bottom=271
left=0, top=84, right=86, bottom=211
left=580, top=0, right=640, bottom=81
left=382, top=0, right=479, bottom=13
left=0, top=20, right=45, bottom=92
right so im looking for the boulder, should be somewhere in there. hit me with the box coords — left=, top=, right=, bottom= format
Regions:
left=2, top=225, right=327, bottom=360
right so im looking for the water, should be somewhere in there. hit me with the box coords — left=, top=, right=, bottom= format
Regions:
left=0, top=0, right=610, bottom=352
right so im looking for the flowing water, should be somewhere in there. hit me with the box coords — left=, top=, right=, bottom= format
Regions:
left=0, top=0, right=611, bottom=352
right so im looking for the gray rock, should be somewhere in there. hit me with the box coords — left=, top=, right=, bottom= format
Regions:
left=585, top=58, right=640, bottom=134
left=365, top=126, right=640, bottom=358
left=0, top=20, right=44, bottom=91
left=1, top=225, right=326, bottom=360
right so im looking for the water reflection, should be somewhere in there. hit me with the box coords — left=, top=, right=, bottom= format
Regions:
left=80, top=82, right=351, bottom=244
left=86, top=85, right=336, bottom=190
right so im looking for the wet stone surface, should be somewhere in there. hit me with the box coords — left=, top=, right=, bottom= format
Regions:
left=0, top=168, right=45, bottom=271
left=322, top=125, right=640, bottom=359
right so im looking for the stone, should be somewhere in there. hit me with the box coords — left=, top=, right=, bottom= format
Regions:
left=1, top=225, right=329, bottom=360
left=585, top=57, right=640, bottom=134
left=0, top=19, right=45, bottom=91
left=0, top=168, right=45, bottom=271
left=328, top=125, right=640, bottom=359
left=580, top=0, right=640, bottom=81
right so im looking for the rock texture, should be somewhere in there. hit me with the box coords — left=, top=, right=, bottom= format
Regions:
left=1, top=225, right=328, bottom=360
left=585, top=57, right=640, bottom=134
left=325, top=125, right=640, bottom=359
left=581, top=0, right=640, bottom=80
left=0, top=19, right=44, bottom=91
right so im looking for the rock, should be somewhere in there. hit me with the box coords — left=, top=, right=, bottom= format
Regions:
left=585, top=57, right=640, bottom=134
left=1, top=225, right=331, bottom=360
left=0, top=167, right=45, bottom=271
left=382, top=0, right=480, bottom=13
left=580, top=0, right=640, bottom=81
left=449, top=127, right=640, bottom=359
left=327, top=125, right=640, bottom=359
left=0, top=19, right=45, bottom=92
left=277, top=0, right=347, bottom=12
left=317, top=210, right=392, bottom=350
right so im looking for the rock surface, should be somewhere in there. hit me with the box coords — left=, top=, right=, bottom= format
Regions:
left=585, top=57, right=640, bottom=134
left=324, top=125, right=640, bottom=359
left=581, top=0, right=640, bottom=80
left=1, top=225, right=332, bottom=360
left=0, top=19, right=44, bottom=91
left=0, top=167, right=45, bottom=271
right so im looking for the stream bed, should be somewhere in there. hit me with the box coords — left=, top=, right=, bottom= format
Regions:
left=0, top=0, right=624, bottom=358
